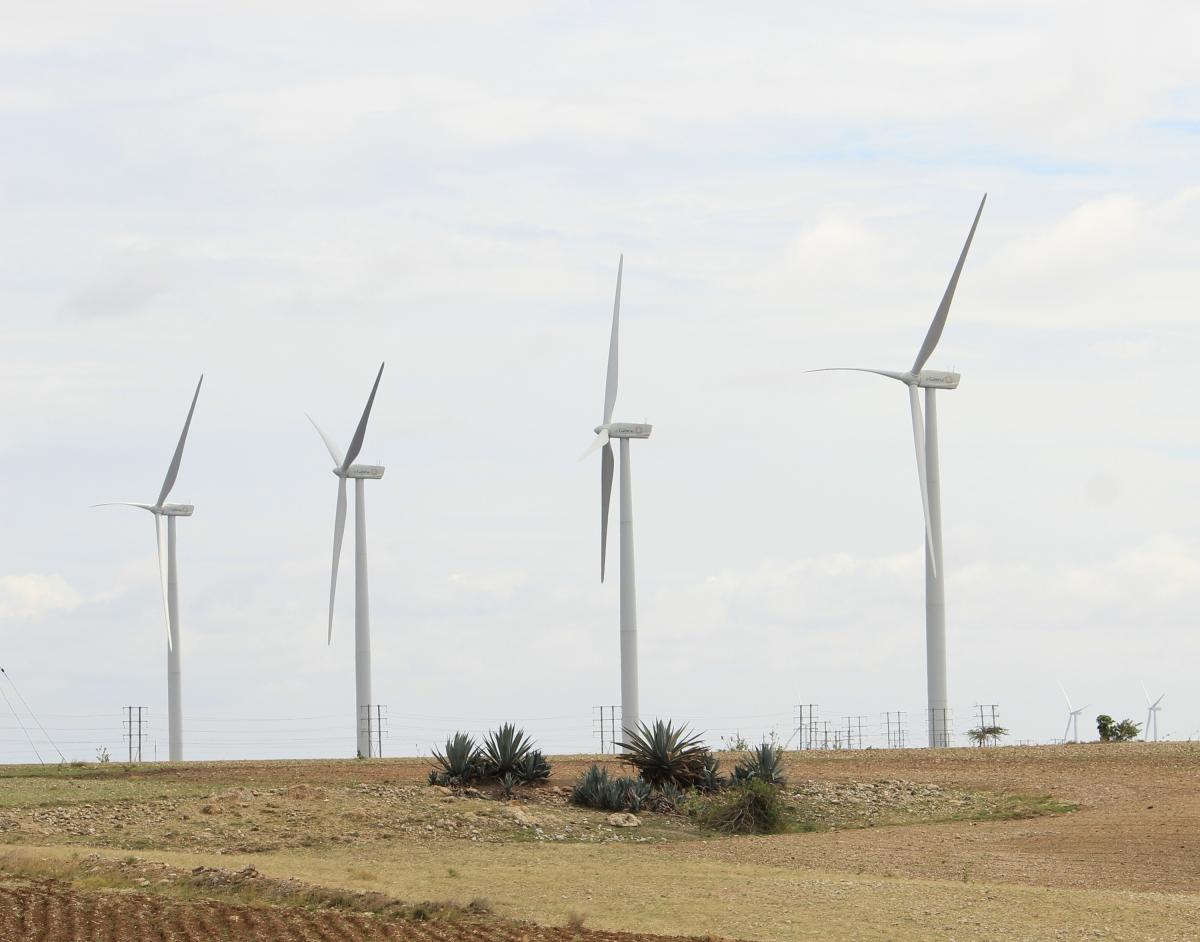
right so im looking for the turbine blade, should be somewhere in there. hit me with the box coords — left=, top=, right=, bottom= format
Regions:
left=157, top=375, right=204, bottom=508
left=806, top=367, right=910, bottom=383
left=912, top=194, right=986, bottom=374
left=1153, top=693, right=1165, bottom=708
left=327, top=477, right=348, bottom=643
left=342, top=362, right=385, bottom=471
left=1141, top=681, right=1151, bottom=705
left=603, top=256, right=621, bottom=425
left=1057, top=679, right=1073, bottom=711
left=578, top=428, right=610, bottom=462
left=92, top=502, right=158, bottom=512
left=306, top=414, right=345, bottom=467
left=600, top=441, right=614, bottom=582
left=154, top=514, right=172, bottom=652
left=908, top=385, right=937, bottom=575
left=1063, top=717, right=1072, bottom=742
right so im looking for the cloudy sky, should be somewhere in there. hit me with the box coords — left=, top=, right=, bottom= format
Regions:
left=1, top=2, right=1198, bottom=761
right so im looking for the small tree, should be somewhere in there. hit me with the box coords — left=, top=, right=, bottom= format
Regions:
left=967, top=725, right=1008, bottom=747
left=1096, top=714, right=1141, bottom=742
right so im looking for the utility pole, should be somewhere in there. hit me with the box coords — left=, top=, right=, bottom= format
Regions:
left=374, top=705, right=386, bottom=758
left=593, top=705, right=620, bottom=754
left=793, top=704, right=819, bottom=750
left=883, top=711, right=906, bottom=749
left=123, top=706, right=146, bottom=763
left=974, top=704, right=1000, bottom=745
left=359, top=704, right=387, bottom=757
left=929, top=707, right=952, bottom=747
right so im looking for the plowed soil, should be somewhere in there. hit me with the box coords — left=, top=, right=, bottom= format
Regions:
left=0, top=877, right=709, bottom=941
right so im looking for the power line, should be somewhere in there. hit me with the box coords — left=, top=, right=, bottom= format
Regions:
left=0, top=683, right=42, bottom=764
left=0, top=666, right=65, bottom=762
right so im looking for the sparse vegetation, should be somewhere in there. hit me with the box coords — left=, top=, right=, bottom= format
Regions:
left=694, top=778, right=791, bottom=834
left=967, top=725, right=1008, bottom=746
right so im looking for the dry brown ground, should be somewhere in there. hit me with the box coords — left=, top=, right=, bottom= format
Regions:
left=0, top=877, right=714, bottom=942
left=1, top=743, right=1197, bottom=941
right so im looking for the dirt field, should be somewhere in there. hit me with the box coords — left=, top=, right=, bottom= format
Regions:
left=0, top=876, right=712, bottom=941
left=0, top=743, right=1197, bottom=941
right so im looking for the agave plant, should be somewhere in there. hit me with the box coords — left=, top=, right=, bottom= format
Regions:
left=500, top=772, right=518, bottom=799
left=699, top=751, right=727, bottom=792
left=732, top=742, right=787, bottom=786
left=572, top=764, right=614, bottom=809
left=517, top=749, right=551, bottom=784
left=432, top=732, right=482, bottom=783
left=654, top=780, right=686, bottom=813
left=618, top=720, right=709, bottom=788
left=571, top=765, right=651, bottom=812
left=480, top=723, right=534, bottom=778
left=622, top=776, right=653, bottom=813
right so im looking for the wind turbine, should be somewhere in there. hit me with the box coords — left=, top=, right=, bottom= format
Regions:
left=95, top=375, right=203, bottom=762
left=581, top=256, right=651, bottom=742
left=1142, top=683, right=1164, bottom=742
left=307, top=363, right=386, bottom=759
left=1058, top=681, right=1088, bottom=743
left=812, top=195, right=986, bottom=748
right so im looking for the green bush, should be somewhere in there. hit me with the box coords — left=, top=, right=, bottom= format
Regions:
left=1096, top=715, right=1141, bottom=742
left=696, top=779, right=790, bottom=834
left=617, top=720, right=709, bottom=788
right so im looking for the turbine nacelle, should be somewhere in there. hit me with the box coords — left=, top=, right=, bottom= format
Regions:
left=159, top=503, right=195, bottom=517
left=594, top=422, right=652, bottom=439
left=915, top=370, right=960, bottom=389
left=335, top=465, right=386, bottom=480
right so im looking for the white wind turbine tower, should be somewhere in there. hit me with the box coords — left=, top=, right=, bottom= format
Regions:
left=307, top=363, right=386, bottom=759
left=96, top=376, right=203, bottom=762
left=1142, top=683, right=1164, bottom=742
left=813, top=196, right=986, bottom=748
left=581, top=256, right=651, bottom=742
left=1059, top=681, right=1088, bottom=743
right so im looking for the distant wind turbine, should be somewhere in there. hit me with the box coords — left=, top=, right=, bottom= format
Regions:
left=581, top=256, right=651, bottom=742
left=95, top=375, right=203, bottom=762
left=812, top=196, right=986, bottom=747
left=1141, top=683, right=1164, bottom=742
left=1058, top=681, right=1088, bottom=743
left=307, top=363, right=386, bottom=759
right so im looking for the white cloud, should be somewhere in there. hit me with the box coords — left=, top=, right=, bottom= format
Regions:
left=0, top=574, right=83, bottom=621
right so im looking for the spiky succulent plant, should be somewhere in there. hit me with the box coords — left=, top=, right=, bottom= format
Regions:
left=617, top=719, right=709, bottom=788
left=732, top=742, right=787, bottom=786
left=432, top=732, right=482, bottom=783
left=517, top=749, right=551, bottom=783
left=480, top=723, right=534, bottom=778
left=571, top=764, right=650, bottom=812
